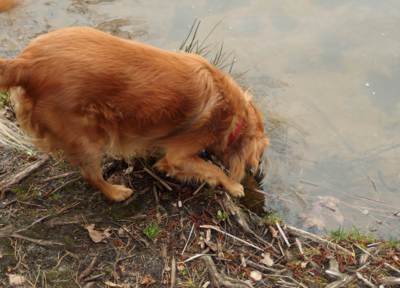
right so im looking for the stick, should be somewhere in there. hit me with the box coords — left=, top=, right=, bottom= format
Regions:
left=9, top=233, right=64, bottom=247
left=384, top=263, right=400, bottom=275
left=144, top=167, right=172, bottom=191
left=276, top=222, right=290, bottom=248
left=200, top=225, right=264, bottom=252
left=325, top=275, right=355, bottom=288
left=355, top=272, right=376, bottom=288
left=41, top=171, right=78, bottom=183
left=246, top=260, right=283, bottom=274
left=202, top=255, right=254, bottom=288
left=221, top=193, right=277, bottom=252
left=183, top=252, right=214, bottom=263
left=381, top=277, right=400, bottom=286
left=43, top=176, right=80, bottom=198
left=181, top=223, right=195, bottom=255
left=295, top=238, right=304, bottom=256
left=0, top=155, right=49, bottom=198
left=193, top=182, right=206, bottom=195
left=78, top=256, right=98, bottom=282
left=170, top=256, right=176, bottom=288
left=286, top=225, right=354, bottom=257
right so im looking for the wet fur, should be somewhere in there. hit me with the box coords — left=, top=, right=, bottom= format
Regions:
left=0, top=27, right=268, bottom=201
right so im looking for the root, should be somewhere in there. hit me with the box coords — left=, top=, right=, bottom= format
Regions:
left=202, top=255, right=253, bottom=288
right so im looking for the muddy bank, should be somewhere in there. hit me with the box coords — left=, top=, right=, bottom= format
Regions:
left=0, top=154, right=399, bottom=287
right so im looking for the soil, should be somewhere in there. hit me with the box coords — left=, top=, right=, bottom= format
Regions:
left=0, top=151, right=399, bottom=288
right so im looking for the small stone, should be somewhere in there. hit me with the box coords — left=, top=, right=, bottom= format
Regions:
left=249, top=270, right=262, bottom=281
left=124, top=166, right=133, bottom=175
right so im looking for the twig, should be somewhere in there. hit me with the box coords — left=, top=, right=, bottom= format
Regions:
left=384, top=262, right=400, bottom=275
left=9, top=232, right=64, bottom=247
left=41, top=171, right=78, bottom=183
left=170, top=256, right=176, bottom=288
left=54, top=252, right=71, bottom=269
left=200, top=225, right=264, bottom=252
left=78, top=256, right=98, bottom=282
left=43, top=176, right=80, bottom=198
left=286, top=225, right=354, bottom=257
left=0, top=155, right=49, bottom=199
left=0, top=198, right=16, bottom=208
left=221, top=193, right=277, bottom=251
left=276, top=222, right=290, bottom=248
left=183, top=252, right=214, bottom=263
left=202, top=255, right=253, bottom=288
left=246, top=260, right=284, bottom=274
left=83, top=273, right=104, bottom=282
left=144, top=167, right=172, bottom=191
left=325, top=275, right=356, bottom=288
left=193, top=182, right=206, bottom=195
left=15, top=215, right=51, bottom=233
left=181, top=223, right=195, bottom=255
left=380, top=277, right=400, bottom=286
left=295, top=238, right=304, bottom=256
left=355, top=272, right=376, bottom=288
left=15, top=201, right=79, bottom=233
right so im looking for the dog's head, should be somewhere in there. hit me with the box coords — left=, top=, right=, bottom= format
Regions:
left=224, top=95, right=269, bottom=182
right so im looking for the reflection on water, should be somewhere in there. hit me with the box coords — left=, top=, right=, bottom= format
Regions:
left=1, top=0, right=399, bottom=237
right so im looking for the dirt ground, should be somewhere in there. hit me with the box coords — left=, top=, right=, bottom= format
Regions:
left=0, top=151, right=399, bottom=288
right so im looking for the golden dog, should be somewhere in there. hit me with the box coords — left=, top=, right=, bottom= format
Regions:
left=0, top=27, right=268, bottom=201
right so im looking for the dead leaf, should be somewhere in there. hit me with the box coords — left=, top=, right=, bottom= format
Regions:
left=260, top=253, right=274, bottom=267
left=269, top=225, right=278, bottom=238
left=8, top=274, right=26, bottom=286
left=141, top=274, right=156, bottom=286
left=85, top=224, right=111, bottom=243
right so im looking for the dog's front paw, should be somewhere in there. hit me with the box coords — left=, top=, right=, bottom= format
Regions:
left=106, top=185, right=134, bottom=202
left=226, top=182, right=245, bottom=198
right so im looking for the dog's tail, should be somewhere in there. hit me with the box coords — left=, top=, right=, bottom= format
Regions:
left=0, top=0, right=18, bottom=12
left=0, top=57, right=34, bottom=154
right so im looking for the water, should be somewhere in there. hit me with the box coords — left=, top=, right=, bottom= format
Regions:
left=1, top=0, right=399, bottom=238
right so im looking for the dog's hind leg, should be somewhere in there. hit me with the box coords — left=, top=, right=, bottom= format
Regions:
left=79, top=156, right=133, bottom=202
left=63, top=140, right=133, bottom=202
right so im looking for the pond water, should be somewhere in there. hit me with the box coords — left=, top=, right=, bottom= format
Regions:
left=1, top=0, right=399, bottom=238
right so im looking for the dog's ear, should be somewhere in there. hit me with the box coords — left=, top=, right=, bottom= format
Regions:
left=246, top=136, right=269, bottom=172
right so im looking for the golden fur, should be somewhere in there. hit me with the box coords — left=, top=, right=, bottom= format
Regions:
left=0, top=27, right=268, bottom=201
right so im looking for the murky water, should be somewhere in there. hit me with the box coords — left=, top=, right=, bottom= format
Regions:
left=1, top=0, right=399, bottom=238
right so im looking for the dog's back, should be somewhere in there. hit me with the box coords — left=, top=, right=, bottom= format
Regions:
left=6, top=28, right=222, bottom=153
